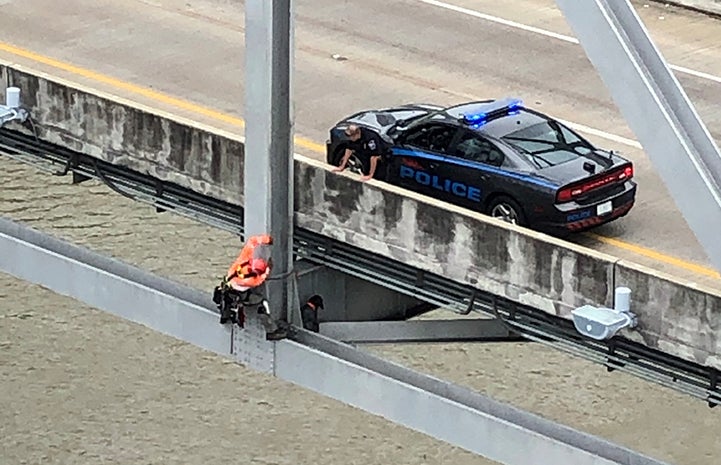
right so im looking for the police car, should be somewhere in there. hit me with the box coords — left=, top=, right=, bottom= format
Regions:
left=325, top=98, right=637, bottom=234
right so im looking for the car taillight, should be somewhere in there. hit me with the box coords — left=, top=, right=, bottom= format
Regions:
left=556, top=164, right=633, bottom=203
left=556, top=188, right=571, bottom=202
left=557, top=186, right=581, bottom=202
left=618, top=165, right=633, bottom=180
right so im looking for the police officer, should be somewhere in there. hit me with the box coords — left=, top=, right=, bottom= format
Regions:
left=300, top=295, right=324, bottom=333
left=332, top=124, right=383, bottom=181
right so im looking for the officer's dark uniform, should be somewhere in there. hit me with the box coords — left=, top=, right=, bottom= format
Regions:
left=348, top=127, right=384, bottom=176
left=300, top=295, right=324, bottom=333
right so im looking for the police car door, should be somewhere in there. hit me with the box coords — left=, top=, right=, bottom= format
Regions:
left=442, top=130, right=507, bottom=211
left=391, top=122, right=458, bottom=200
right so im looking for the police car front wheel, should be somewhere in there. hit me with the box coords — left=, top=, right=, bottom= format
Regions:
left=332, top=147, right=364, bottom=175
left=488, top=196, right=526, bottom=226
left=346, top=154, right=364, bottom=174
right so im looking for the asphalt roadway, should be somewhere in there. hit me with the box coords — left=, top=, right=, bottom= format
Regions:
left=1, top=0, right=721, bottom=285
left=1, top=1, right=721, bottom=464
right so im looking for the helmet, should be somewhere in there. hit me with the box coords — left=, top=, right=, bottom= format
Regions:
left=250, top=258, right=268, bottom=273
left=308, top=294, right=324, bottom=309
left=253, top=243, right=272, bottom=262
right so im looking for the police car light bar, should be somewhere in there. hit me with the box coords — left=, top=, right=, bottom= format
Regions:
left=461, top=97, right=524, bottom=126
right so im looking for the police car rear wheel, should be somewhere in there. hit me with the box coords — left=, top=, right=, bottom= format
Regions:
left=488, top=196, right=526, bottom=226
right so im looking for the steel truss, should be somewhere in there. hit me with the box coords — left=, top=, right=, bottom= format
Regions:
left=0, top=214, right=674, bottom=465
left=1, top=128, right=719, bottom=408
left=556, top=0, right=721, bottom=273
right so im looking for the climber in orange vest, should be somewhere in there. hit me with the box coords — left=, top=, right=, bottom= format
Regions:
left=213, top=234, right=273, bottom=326
left=225, top=233, right=273, bottom=291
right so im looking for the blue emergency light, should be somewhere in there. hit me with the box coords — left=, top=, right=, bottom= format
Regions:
left=461, top=97, right=524, bottom=127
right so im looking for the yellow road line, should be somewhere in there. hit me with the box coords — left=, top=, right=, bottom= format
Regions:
left=586, top=233, right=721, bottom=279
left=0, top=42, right=327, bottom=154
left=0, top=40, right=717, bottom=280
left=0, top=42, right=247, bottom=128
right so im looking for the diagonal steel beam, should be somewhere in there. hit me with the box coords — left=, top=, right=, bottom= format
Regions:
left=555, top=0, right=721, bottom=273
left=0, top=216, right=231, bottom=356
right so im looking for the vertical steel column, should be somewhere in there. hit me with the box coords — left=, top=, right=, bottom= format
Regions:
left=555, top=0, right=721, bottom=273
left=244, top=0, right=294, bottom=323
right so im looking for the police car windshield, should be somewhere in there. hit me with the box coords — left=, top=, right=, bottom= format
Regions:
left=500, top=119, right=594, bottom=169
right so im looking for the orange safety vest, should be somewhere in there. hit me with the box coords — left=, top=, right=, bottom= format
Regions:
left=226, top=234, right=273, bottom=289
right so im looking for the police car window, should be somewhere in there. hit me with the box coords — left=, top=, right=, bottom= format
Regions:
left=403, top=124, right=455, bottom=153
left=501, top=120, right=593, bottom=168
left=451, top=132, right=505, bottom=167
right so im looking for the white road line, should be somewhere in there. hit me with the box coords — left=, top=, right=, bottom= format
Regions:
left=557, top=119, right=643, bottom=149
left=415, top=0, right=721, bottom=85
left=417, top=0, right=580, bottom=44
left=671, top=64, right=721, bottom=84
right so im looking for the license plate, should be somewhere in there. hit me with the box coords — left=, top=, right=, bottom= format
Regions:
left=597, top=201, right=613, bottom=216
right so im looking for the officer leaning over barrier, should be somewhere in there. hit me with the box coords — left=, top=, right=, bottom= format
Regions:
left=332, top=124, right=384, bottom=182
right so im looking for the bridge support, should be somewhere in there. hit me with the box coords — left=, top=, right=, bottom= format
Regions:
left=0, top=216, right=673, bottom=465
left=555, top=0, right=721, bottom=273
left=319, top=319, right=522, bottom=344
left=244, top=0, right=295, bottom=325
left=293, top=260, right=426, bottom=324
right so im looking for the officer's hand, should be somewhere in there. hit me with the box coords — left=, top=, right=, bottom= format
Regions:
left=332, top=165, right=344, bottom=172
left=360, top=174, right=372, bottom=182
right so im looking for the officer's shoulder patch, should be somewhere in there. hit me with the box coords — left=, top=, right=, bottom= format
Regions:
left=367, top=139, right=377, bottom=150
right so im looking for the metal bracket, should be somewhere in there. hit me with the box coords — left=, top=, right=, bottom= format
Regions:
left=415, top=269, right=425, bottom=287
left=52, top=152, right=90, bottom=184
left=458, top=290, right=477, bottom=315
left=709, top=369, right=720, bottom=408
left=72, top=171, right=90, bottom=184
left=606, top=340, right=621, bottom=373
left=155, top=178, right=166, bottom=213
left=53, top=152, right=76, bottom=177
left=0, top=105, right=28, bottom=127
left=1, top=86, right=29, bottom=128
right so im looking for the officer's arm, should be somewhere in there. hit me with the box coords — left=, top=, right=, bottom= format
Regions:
left=333, top=148, right=354, bottom=172
left=362, top=156, right=380, bottom=181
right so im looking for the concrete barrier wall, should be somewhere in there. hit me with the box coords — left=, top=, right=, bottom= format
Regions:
left=615, top=260, right=721, bottom=367
left=1, top=65, right=246, bottom=203
left=3, top=61, right=721, bottom=369
left=294, top=158, right=616, bottom=317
